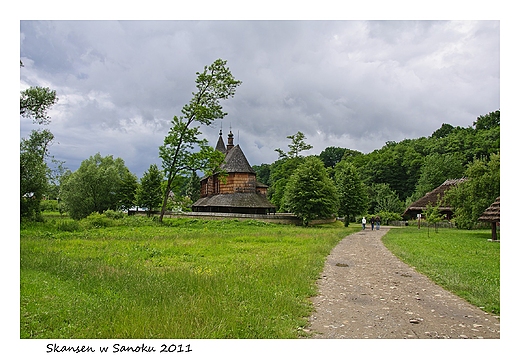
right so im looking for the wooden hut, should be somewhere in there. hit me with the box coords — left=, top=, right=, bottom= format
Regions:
left=478, top=197, right=500, bottom=241
left=403, top=178, right=467, bottom=220
left=192, top=130, right=276, bottom=214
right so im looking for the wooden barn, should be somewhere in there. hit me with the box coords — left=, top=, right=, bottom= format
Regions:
left=403, top=178, right=467, bottom=220
left=478, top=197, right=500, bottom=241
left=191, top=130, right=276, bottom=214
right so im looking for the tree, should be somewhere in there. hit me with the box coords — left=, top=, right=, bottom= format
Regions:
left=60, top=153, right=137, bottom=220
left=20, top=130, right=54, bottom=220
left=159, top=59, right=241, bottom=221
left=275, top=131, right=313, bottom=159
left=334, top=159, right=368, bottom=226
left=283, top=156, right=339, bottom=226
left=409, top=152, right=465, bottom=202
left=368, top=183, right=404, bottom=214
left=20, top=87, right=58, bottom=125
left=319, top=146, right=349, bottom=168
left=268, top=131, right=313, bottom=211
left=136, top=164, right=164, bottom=215
left=20, top=61, right=59, bottom=220
left=445, top=153, right=500, bottom=229
left=424, top=202, right=442, bottom=235
left=119, top=171, right=138, bottom=211
left=473, top=110, right=500, bottom=131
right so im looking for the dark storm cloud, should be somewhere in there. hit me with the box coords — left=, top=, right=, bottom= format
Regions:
left=20, top=20, right=499, bottom=177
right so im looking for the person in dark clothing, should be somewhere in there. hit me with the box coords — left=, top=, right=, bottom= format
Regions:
left=370, top=216, right=375, bottom=230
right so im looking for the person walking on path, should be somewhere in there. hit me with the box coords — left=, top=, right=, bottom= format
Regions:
left=307, top=227, right=500, bottom=339
left=361, top=217, right=366, bottom=230
left=375, top=215, right=381, bottom=230
left=370, top=216, right=375, bottom=230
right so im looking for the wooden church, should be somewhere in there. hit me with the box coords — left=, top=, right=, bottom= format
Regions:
left=191, top=129, right=276, bottom=214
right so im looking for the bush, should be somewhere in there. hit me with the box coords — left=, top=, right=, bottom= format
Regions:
left=103, top=209, right=126, bottom=220
left=40, top=200, right=59, bottom=212
left=376, top=211, right=403, bottom=225
left=81, top=212, right=115, bottom=229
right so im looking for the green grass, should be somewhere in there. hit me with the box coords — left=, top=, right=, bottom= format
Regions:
left=381, top=226, right=500, bottom=315
left=20, top=216, right=357, bottom=339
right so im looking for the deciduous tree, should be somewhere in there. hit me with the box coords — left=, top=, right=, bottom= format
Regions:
left=283, top=156, right=339, bottom=226
left=159, top=59, right=241, bottom=221
left=334, top=159, right=368, bottom=226
left=445, top=153, right=500, bottom=229
left=60, top=153, right=137, bottom=219
left=136, top=164, right=163, bottom=215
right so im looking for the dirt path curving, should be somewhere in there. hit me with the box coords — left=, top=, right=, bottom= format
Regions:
left=307, top=227, right=500, bottom=339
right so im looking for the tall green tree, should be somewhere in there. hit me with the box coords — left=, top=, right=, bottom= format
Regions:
left=60, top=153, right=137, bottom=220
left=319, top=146, right=350, bottom=168
left=20, top=86, right=58, bottom=125
left=159, top=59, right=241, bottom=221
left=136, top=164, right=163, bottom=215
left=368, top=183, right=404, bottom=214
left=275, top=131, right=313, bottom=159
left=334, top=159, right=368, bottom=226
left=20, top=130, right=54, bottom=220
left=473, top=110, right=500, bottom=131
left=409, top=152, right=465, bottom=203
left=119, top=171, right=138, bottom=210
left=269, top=131, right=313, bottom=211
left=283, top=156, right=339, bottom=226
left=445, top=153, right=500, bottom=229
left=20, top=61, right=59, bottom=220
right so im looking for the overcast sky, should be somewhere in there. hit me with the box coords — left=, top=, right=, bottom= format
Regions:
left=20, top=19, right=500, bottom=178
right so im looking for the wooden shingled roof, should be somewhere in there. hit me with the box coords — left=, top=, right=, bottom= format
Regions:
left=221, top=145, right=255, bottom=174
left=403, top=178, right=467, bottom=216
left=478, top=197, right=500, bottom=222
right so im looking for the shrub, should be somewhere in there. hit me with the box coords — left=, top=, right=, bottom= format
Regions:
left=103, top=209, right=126, bottom=220
left=81, top=212, right=114, bottom=229
left=40, top=200, right=59, bottom=212
left=56, top=219, right=81, bottom=232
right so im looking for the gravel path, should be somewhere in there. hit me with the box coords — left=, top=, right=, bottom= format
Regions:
left=307, top=227, right=500, bottom=339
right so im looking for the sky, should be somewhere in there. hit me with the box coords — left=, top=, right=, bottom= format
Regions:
left=19, top=19, right=500, bottom=178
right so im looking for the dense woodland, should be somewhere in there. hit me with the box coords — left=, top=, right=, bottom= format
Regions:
left=253, top=109, right=500, bottom=227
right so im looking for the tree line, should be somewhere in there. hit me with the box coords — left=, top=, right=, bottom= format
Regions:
left=21, top=59, right=499, bottom=229
left=252, top=109, right=499, bottom=227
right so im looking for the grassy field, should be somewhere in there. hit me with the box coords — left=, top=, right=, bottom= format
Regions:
left=20, top=215, right=500, bottom=339
left=382, top=225, right=500, bottom=315
left=20, top=215, right=357, bottom=339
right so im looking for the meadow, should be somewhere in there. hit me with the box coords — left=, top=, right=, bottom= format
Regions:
left=382, top=225, right=500, bottom=315
left=20, top=214, right=500, bottom=339
left=20, top=214, right=356, bottom=339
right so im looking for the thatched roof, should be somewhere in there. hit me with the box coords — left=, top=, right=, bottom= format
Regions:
left=192, top=193, right=276, bottom=210
left=478, top=197, right=500, bottom=222
left=403, top=178, right=467, bottom=216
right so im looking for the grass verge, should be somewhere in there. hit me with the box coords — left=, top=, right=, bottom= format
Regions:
left=382, top=226, right=500, bottom=315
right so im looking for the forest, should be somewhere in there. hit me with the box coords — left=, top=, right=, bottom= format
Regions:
left=253, top=109, right=500, bottom=228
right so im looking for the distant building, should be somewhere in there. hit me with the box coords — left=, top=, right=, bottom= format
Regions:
left=403, top=178, right=467, bottom=220
left=191, top=129, right=276, bottom=214
left=478, top=197, right=500, bottom=241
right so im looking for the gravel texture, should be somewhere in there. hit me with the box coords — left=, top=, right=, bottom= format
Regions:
left=307, top=227, right=500, bottom=339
